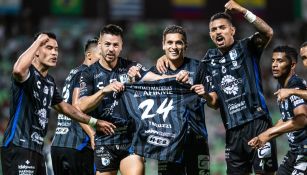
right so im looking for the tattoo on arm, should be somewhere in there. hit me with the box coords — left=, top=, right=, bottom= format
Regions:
left=251, top=17, right=273, bottom=48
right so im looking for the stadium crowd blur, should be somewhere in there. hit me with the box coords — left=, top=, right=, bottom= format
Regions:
left=0, top=0, right=307, bottom=174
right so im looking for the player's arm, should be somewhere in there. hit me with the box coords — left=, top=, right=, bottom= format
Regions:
left=53, top=101, right=116, bottom=135
left=76, top=81, right=124, bottom=113
left=12, top=34, right=50, bottom=82
left=191, top=84, right=219, bottom=109
left=128, top=66, right=190, bottom=83
left=275, top=88, right=307, bottom=102
left=225, top=0, right=273, bottom=48
left=248, top=104, right=307, bottom=148
left=72, top=87, right=95, bottom=149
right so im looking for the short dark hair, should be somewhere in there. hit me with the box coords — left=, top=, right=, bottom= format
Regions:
left=163, top=25, right=187, bottom=45
left=34, top=32, right=57, bottom=41
left=84, top=38, right=98, bottom=53
left=99, top=24, right=123, bottom=40
left=300, top=41, right=307, bottom=48
left=273, top=45, right=298, bottom=63
left=210, top=12, right=233, bottom=25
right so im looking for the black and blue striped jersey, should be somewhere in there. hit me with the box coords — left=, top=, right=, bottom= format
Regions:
left=2, top=65, right=63, bottom=154
left=150, top=57, right=208, bottom=140
left=198, top=36, right=271, bottom=129
left=52, top=64, right=91, bottom=150
left=118, top=78, right=198, bottom=162
left=277, top=74, right=307, bottom=154
left=79, top=57, right=148, bottom=146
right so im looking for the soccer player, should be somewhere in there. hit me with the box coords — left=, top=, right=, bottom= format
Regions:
left=77, top=24, right=190, bottom=175
left=274, top=42, right=307, bottom=102
left=248, top=45, right=307, bottom=174
left=51, top=38, right=101, bottom=175
left=182, top=1, right=278, bottom=174
left=0, top=32, right=117, bottom=175
left=153, top=25, right=216, bottom=175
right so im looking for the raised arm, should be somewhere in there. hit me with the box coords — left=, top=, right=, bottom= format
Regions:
left=13, top=34, right=49, bottom=82
left=225, top=0, right=273, bottom=48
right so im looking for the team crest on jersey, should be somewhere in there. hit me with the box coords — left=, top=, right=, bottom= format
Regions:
left=101, top=158, right=110, bottom=166
left=229, top=49, right=237, bottom=60
left=220, top=75, right=242, bottom=95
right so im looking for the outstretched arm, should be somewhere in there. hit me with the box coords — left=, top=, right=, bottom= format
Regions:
left=13, top=34, right=50, bottom=82
left=275, top=88, right=307, bottom=102
left=54, top=101, right=116, bottom=135
left=248, top=105, right=307, bottom=148
left=76, top=81, right=124, bottom=113
left=225, top=0, right=273, bottom=48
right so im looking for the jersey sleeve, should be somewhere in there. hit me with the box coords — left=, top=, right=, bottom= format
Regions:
left=79, top=68, right=94, bottom=97
left=51, top=85, right=63, bottom=106
left=72, top=71, right=82, bottom=89
left=195, top=61, right=215, bottom=93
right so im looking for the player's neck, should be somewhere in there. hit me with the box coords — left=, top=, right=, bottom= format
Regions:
left=99, top=58, right=118, bottom=71
left=279, top=71, right=295, bottom=87
left=168, top=57, right=184, bottom=71
left=32, top=59, right=49, bottom=77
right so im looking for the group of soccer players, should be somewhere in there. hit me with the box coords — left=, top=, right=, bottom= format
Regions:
left=1, top=0, right=307, bottom=175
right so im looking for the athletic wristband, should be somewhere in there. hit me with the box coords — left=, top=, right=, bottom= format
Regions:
left=244, top=10, right=256, bottom=23
left=88, top=117, right=98, bottom=128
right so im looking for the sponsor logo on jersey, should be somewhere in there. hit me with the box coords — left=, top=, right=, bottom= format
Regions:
left=31, top=132, right=44, bottom=145
left=18, top=160, right=35, bottom=175
left=147, top=135, right=170, bottom=147
left=55, top=127, right=69, bottom=134
left=220, top=75, right=242, bottom=95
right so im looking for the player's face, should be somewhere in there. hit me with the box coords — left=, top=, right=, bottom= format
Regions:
left=209, top=18, right=235, bottom=52
left=99, top=34, right=123, bottom=64
left=300, top=46, right=307, bottom=68
left=272, top=52, right=292, bottom=79
left=37, top=38, right=58, bottom=68
left=163, top=33, right=186, bottom=61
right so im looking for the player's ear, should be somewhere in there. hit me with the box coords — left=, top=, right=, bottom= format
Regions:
left=231, top=26, right=236, bottom=36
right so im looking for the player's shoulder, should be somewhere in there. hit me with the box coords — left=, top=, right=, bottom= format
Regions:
left=288, top=74, right=307, bottom=89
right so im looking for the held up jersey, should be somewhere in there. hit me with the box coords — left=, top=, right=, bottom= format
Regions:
left=52, top=64, right=90, bottom=150
left=79, top=57, right=148, bottom=146
left=277, top=75, right=307, bottom=154
left=150, top=57, right=208, bottom=140
left=117, top=78, right=198, bottom=161
left=3, top=65, right=63, bottom=154
left=198, top=36, right=271, bottom=130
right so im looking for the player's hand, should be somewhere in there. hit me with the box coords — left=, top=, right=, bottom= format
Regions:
left=248, top=133, right=269, bottom=149
left=176, top=70, right=189, bottom=83
left=95, top=120, right=116, bottom=135
left=225, top=0, right=245, bottom=14
left=191, top=84, right=206, bottom=96
left=156, top=55, right=169, bottom=74
left=102, top=81, right=124, bottom=94
left=274, top=89, right=292, bottom=102
left=128, top=66, right=141, bottom=82
left=36, top=34, right=50, bottom=46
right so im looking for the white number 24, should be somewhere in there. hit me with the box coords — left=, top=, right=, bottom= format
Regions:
left=138, top=98, right=174, bottom=122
